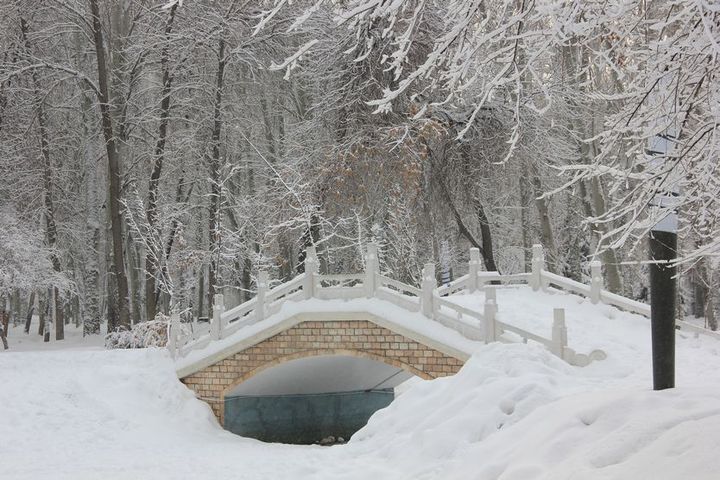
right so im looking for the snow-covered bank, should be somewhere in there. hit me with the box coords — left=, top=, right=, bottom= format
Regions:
left=3, top=332, right=720, bottom=479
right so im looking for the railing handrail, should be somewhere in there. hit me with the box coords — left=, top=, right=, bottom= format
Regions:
left=319, top=273, right=365, bottom=282
left=434, top=294, right=483, bottom=321
left=377, top=274, right=421, bottom=296
left=178, top=242, right=720, bottom=367
left=220, top=297, right=257, bottom=324
left=541, top=271, right=592, bottom=297
left=171, top=247, right=606, bottom=367
left=265, top=274, right=306, bottom=303
left=495, top=320, right=552, bottom=348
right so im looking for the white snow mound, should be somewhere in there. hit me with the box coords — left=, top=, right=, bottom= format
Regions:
left=3, top=304, right=720, bottom=479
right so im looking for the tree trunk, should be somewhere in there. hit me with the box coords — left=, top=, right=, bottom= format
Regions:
left=439, top=178, right=500, bottom=273
left=0, top=311, right=8, bottom=350
left=38, top=291, right=46, bottom=337
left=12, top=290, right=21, bottom=327
left=531, top=170, right=557, bottom=272
left=84, top=226, right=101, bottom=335
left=89, top=0, right=130, bottom=329
left=24, top=290, right=35, bottom=334
left=158, top=178, right=194, bottom=308
left=589, top=177, right=623, bottom=293
left=198, top=266, right=205, bottom=319
left=474, top=196, right=499, bottom=272
left=54, top=288, right=64, bottom=340
left=208, top=36, right=226, bottom=314
left=145, top=4, right=177, bottom=323
left=519, top=161, right=532, bottom=271
left=707, top=293, right=717, bottom=331
left=20, top=17, right=64, bottom=340
left=567, top=41, right=624, bottom=293
left=297, top=213, right=322, bottom=275
left=44, top=287, right=52, bottom=342
left=242, top=257, right=252, bottom=303
left=127, top=231, right=142, bottom=324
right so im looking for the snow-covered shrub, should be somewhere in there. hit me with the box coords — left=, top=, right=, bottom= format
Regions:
left=105, top=316, right=170, bottom=349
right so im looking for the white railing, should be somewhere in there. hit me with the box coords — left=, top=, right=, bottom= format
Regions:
left=525, top=244, right=718, bottom=340
left=168, top=243, right=616, bottom=366
left=168, top=240, right=720, bottom=367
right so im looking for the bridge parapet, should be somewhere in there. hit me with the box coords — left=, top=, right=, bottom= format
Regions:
left=170, top=244, right=627, bottom=368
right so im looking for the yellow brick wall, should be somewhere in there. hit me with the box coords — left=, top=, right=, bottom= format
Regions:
left=181, top=320, right=464, bottom=423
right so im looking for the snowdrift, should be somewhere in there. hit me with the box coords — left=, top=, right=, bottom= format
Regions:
left=353, top=343, right=720, bottom=479
left=4, top=288, right=720, bottom=479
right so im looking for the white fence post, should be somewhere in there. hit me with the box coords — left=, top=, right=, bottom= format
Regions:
left=483, top=286, right=497, bottom=343
left=590, top=260, right=603, bottom=304
left=531, top=244, right=545, bottom=291
left=304, top=246, right=317, bottom=299
left=255, top=271, right=269, bottom=322
left=468, top=247, right=481, bottom=293
left=421, top=263, right=436, bottom=318
left=485, top=285, right=497, bottom=311
left=365, top=243, right=378, bottom=298
left=211, top=293, right=224, bottom=341
left=168, top=313, right=180, bottom=358
left=552, top=308, right=568, bottom=360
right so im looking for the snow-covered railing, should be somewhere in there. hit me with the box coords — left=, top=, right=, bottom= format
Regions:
left=168, top=243, right=608, bottom=367
left=436, top=274, right=470, bottom=297
left=525, top=244, right=718, bottom=340
left=674, top=320, right=720, bottom=340
left=490, top=304, right=606, bottom=367
left=540, top=271, right=592, bottom=298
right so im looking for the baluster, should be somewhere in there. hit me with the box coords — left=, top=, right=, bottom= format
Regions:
left=255, top=271, right=269, bottom=322
left=365, top=243, right=378, bottom=298
left=168, top=313, right=180, bottom=358
left=483, top=293, right=496, bottom=343
left=531, top=244, right=545, bottom=291
left=468, top=247, right=481, bottom=293
left=485, top=285, right=497, bottom=312
left=421, top=263, right=436, bottom=318
left=552, top=308, right=568, bottom=360
left=590, top=260, right=603, bottom=304
left=304, top=246, right=318, bottom=299
left=211, top=293, right=224, bottom=341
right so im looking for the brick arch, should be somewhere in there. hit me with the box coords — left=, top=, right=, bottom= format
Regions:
left=222, top=348, right=434, bottom=400
left=181, top=320, right=464, bottom=423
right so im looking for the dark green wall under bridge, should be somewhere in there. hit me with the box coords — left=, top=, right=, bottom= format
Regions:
left=224, top=389, right=394, bottom=444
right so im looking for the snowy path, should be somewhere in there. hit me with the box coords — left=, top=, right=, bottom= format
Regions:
left=3, top=289, right=720, bottom=480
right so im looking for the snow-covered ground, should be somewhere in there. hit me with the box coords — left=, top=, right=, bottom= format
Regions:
left=3, top=287, right=720, bottom=479
left=4, top=321, right=105, bottom=351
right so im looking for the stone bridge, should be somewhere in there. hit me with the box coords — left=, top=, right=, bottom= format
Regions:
left=178, top=312, right=466, bottom=423
left=172, top=244, right=612, bottom=431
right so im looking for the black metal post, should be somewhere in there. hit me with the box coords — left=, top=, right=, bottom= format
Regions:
left=649, top=229, right=677, bottom=390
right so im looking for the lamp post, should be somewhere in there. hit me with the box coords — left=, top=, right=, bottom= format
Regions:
left=647, top=87, right=679, bottom=390
left=649, top=204, right=677, bottom=391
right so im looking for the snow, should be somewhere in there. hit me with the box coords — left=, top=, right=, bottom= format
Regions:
left=447, top=286, right=720, bottom=385
left=3, top=287, right=720, bottom=479
left=4, top=321, right=105, bottom=352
